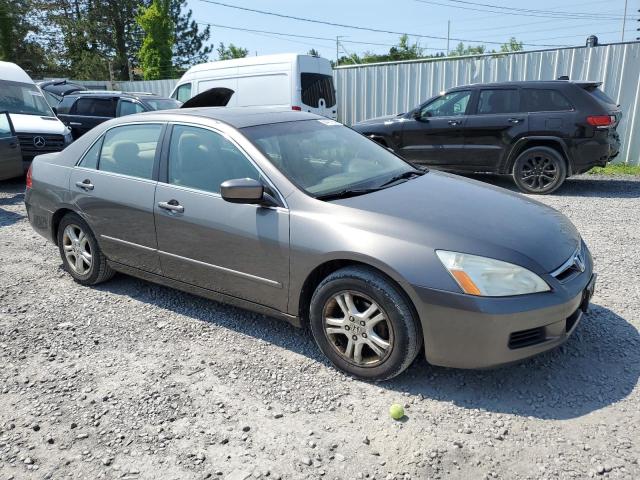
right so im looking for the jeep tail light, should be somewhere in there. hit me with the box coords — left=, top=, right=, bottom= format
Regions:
left=586, top=115, right=614, bottom=127
left=26, top=164, right=33, bottom=189
left=291, top=106, right=302, bottom=111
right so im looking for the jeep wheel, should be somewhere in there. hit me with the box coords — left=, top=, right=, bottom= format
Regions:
left=513, top=146, right=567, bottom=194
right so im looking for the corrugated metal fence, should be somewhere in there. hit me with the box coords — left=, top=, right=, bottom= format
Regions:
left=334, top=42, right=640, bottom=165
left=74, top=42, right=640, bottom=164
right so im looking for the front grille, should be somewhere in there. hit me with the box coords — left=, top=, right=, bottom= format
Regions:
left=508, top=327, right=546, bottom=349
left=551, top=244, right=586, bottom=283
left=18, top=133, right=65, bottom=160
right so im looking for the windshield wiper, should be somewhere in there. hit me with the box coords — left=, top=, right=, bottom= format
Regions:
left=377, top=169, right=425, bottom=188
left=316, top=187, right=382, bottom=201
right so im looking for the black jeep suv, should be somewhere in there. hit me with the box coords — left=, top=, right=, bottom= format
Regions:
left=56, top=91, right=181, bottom=139
left=352, top=80, right=621, bottom=194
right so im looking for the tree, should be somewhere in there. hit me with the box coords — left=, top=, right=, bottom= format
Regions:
left=500, top=37, right=523, bottom=53
left=137, top=0, right=174, bottom=79
left=307, top=48, right=320, bottom=57
left=216, top=42, right=248, bottom=60
left=170, top=0, right=213, bottom=72
left=449, top=42, right=486, bottom=57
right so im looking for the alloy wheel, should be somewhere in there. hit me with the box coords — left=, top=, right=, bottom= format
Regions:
left=62, top=224, right=92, bottom=275
left=322, top=290, right=394, bottom=367
left=519, top=154, right=559, bottom=191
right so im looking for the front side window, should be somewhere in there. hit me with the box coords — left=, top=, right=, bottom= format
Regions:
left=0, top=80, right=55, bottom=117
left=477, top=89, right=520, bottom=114
left=118, top=100, right=145, bottom=117
left=168, top=125, right=259, bottom=194
left=98, top=124, right=162, bottom=179
left=0, top=112, right=13, bottom=138
left=421, top=90, right=471, bottom=118
left=301, top=73, right=336, bottom=108
left=174, top=83, right=192, bottom=103
left=243, top=119, right=415, bottom=198
left=74, top=97, right=116, bottom=117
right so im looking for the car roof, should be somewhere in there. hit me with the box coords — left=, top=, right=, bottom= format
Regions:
left=119, top=107, right=321, bottom=128
left=68, top=90, right=171, bottom=100
left=449, top=80, right=601, bottom=90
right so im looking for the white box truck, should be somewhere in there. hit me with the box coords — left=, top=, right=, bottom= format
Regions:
left=171, top=53, right=337, bottom=119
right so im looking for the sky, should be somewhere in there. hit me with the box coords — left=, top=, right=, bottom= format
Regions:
left=186, top=0, right=639, bottom=62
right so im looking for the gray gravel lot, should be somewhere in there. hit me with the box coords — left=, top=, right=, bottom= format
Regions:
left=1, top=174, right=639, bottom=480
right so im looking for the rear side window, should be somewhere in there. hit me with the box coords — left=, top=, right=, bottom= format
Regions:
left=587, top=87, right=617, bottom=106
left=301, top=73, right=336, bottom=108
left=522, top=89, right=573, bottom=112
left=118, top=100, right=145, bottom=117
left=79, top=137, right=103, bottom=169
left=477, top=89, right=520, bottom=114
left=74, top=97, right=116, bottom=117
left=174, top=83, right=192, bottom=102
left=98, top=124, right=163, bottom=179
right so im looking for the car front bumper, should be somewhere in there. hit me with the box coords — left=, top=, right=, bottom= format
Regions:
left=412, top=269, right=595, bottom=369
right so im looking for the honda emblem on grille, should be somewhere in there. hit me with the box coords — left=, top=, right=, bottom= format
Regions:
left=573, top=251, right=585, bottom=273
left=33, top=136, right=46, bottom=149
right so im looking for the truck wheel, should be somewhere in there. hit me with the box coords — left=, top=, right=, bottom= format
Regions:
left=513, top=146, right=567, bottom=194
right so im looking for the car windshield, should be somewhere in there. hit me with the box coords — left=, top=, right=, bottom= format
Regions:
left=0, top=80, right=55, bottom=116
left=242, top=119, right=417, bottom=198
left=143, top=98, right=182, bottom=110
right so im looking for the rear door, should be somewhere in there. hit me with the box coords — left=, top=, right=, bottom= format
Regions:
left=399, top=90, right=472, bottom=168
left=69, top=123, right=165, bottom=273
left=116, top=99, right=146, bottom=117
left=65, top=97, right=117, bottom=138
left=0, top=112, right=23, bottom=180
left=463, top=88, right=527, bottom=172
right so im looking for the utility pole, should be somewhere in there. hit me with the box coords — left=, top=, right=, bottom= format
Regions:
left=447, top=20, right=451, bottom=55
left=637, top=9, right=640, bottom=41
left=108, top=61, right=114, bottom=86
left=336, top=36, right=343, bottom=66
left=621, top=0, right=628, bottom=42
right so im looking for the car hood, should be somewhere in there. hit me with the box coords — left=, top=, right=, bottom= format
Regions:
left=333, top=171, right=580, bottom=273
left=8, top=113, right=70, bottom=135
left=353, top=113, right=406, bottom=127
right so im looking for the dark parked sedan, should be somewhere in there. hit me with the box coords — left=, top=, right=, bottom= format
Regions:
left=25, top=107, right=596, bottom=380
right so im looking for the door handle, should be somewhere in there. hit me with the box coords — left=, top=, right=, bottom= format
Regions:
left=448, top=120, right=461, bottom=126
left=158, top=200, right=184, bottom=213
left=508, top=118, right=524, bottom=124
left=75, top=179, right=94, bottom=190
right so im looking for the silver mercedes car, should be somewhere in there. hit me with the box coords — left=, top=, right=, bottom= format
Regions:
left=24, top=107, right=596, bottom=381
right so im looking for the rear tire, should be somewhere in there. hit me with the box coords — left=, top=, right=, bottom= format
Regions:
left=309, top=266, right=422, bottom=381
left=512, top=146, right=567, bottom=194
left=57, top=213, right=115, bottom=286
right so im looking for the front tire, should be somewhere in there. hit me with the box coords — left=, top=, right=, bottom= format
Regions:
left=512, top=146, right=567, bottom=194
left=57, top=213, right=115, bottom=285
left=309, top=266, right=422, bottom=381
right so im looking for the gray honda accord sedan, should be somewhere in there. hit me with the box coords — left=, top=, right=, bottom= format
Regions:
left=24, top=107, right=596, bottom=380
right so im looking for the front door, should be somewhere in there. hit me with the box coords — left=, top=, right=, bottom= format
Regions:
left=399, top=90, right=473, bottom=168
left=0, top=112, right=23, bottom=180
left=463, top=88, right=528, bottom=172
left=69, top=123, right=164, bottom=273
left=154, top=124, right=290, bottom=311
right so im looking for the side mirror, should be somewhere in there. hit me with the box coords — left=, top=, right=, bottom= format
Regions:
left=220, top=178, right=278, bottom=207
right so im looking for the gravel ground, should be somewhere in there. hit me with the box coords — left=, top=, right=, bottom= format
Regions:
left=1, top=174, right=639, bottom=480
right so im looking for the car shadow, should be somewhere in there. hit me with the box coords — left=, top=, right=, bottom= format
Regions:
left=95, top=274, right=639, bottom=421
left=0, top=188, right=26, bottom=227
left=461, top=173, right=640, bottom=198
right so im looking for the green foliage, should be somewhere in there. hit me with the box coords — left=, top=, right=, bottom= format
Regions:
left=334, top=35, right=444, bottom=66
left=307, top=48, right=320, bottom=57
left=216, top=42, right=248, bottom=60
left=449, top=42, right=486, bottom=57
left=137, top=0, right=174, bottom=80
left=588, top=164, right=640, bottom=175
left=501, top=37, right=523, bottom=53
left=170, top=0, right=213, bottom=72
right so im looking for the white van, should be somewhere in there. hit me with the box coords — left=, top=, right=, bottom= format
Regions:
left=0, top=61, right=72, bottom=170
left=171, top=53, right=337, bottom=119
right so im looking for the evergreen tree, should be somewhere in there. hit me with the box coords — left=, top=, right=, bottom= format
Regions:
left=170, top=0, right=212, bottom=72
left=216, top=42, right=248, bottom=60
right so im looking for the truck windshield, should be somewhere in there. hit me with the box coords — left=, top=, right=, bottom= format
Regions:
left=0, top=80, right=55, bottom=117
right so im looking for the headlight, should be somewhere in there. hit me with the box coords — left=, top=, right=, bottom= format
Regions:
left=436, top=250, right=550, bottom=297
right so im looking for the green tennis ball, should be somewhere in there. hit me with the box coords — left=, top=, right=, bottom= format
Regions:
left=389, top=403, right=404, bottom=420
